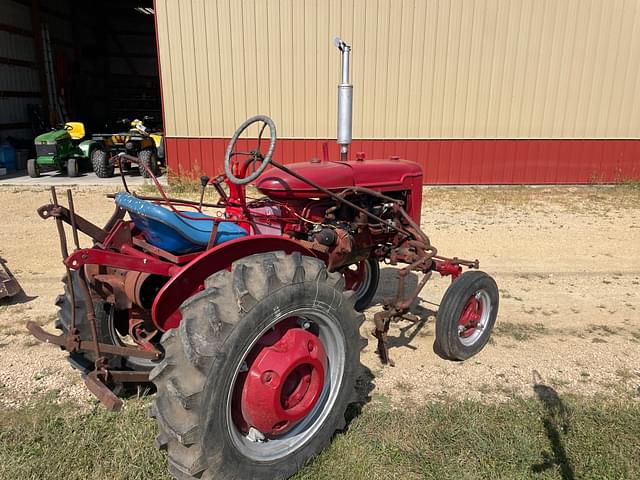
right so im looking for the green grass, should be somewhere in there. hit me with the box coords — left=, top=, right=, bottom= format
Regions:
left=494, top=321, right=547, bottom=342
left=0, top=392, right=165, bottom=480
left=1, top=392, right=639, bottom=480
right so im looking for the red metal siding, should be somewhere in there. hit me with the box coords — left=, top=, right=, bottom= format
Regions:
left=164, top=138, right=640, bottom=185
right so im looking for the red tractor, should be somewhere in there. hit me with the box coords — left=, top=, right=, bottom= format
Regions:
left=28, top=39, right=498, bottom=480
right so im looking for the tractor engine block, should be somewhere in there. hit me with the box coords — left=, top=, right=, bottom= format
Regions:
left=298, top=191, right=408, bottom=271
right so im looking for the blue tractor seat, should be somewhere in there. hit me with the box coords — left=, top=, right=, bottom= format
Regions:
left=115, top=192, right=247, bottom=254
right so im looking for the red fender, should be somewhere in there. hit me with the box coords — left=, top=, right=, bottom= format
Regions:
left=151, top=235, right=317, bottom=331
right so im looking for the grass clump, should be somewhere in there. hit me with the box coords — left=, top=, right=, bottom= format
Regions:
left=494, top=322, right=547, bottom=341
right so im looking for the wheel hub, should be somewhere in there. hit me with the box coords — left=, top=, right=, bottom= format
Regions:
left=240, top=327, right=326, bottom=436
left=458, top=295, right=483, bottom=337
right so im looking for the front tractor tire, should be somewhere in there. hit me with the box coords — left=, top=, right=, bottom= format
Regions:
left=435, top=271, right=499, bottom=361
left=151, top=252, right=364, bottom=480
left=91, top=148, right=114, bottom=178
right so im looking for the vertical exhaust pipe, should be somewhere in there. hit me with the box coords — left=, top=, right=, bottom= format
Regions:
left=335, top=37, right=352, bottom=161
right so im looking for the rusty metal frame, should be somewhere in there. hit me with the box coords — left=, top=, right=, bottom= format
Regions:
left=38, top=203, right=108, bottom=243
left=34, top=187, right=161, bottom=411
left=65, top=248, right=178, bottom=276
left=25, top=321, right=161, bottom=360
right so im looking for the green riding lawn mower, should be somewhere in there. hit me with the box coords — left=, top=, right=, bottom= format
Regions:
left=90, top=116, right=164, bottom=178
left=27, top=122, right=97, bottom=178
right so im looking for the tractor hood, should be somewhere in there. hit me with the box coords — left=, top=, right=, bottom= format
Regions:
left=35, top=129, right=70, bottom=143
left=256, top=158, right=423, bottom=199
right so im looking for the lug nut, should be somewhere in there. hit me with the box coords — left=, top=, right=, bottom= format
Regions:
left=261, top=371, right=274, bottom=384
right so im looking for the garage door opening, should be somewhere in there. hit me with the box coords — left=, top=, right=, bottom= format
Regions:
left=0, top=0, right=162, bottom=177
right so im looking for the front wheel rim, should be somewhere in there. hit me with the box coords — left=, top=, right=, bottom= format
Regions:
left=225, top=307, right=345, bottom=462
left=457, top=289, right=492, bottom=346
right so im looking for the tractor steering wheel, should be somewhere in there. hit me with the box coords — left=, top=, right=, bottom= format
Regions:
left=224, top=115, right=277, bottom=185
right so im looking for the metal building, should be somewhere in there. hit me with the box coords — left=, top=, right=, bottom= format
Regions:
left=154, top=0, right=640, bottom=184
left=3, top=1, right=639, bottom=183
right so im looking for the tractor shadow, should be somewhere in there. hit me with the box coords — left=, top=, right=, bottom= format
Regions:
left=344, top=363, right=375, bottom=428
left=371, top=266, right=414, bottom=307
left=371, top=267, right=437, bottom=354
left=344, top=267, right=435, bottom=428
left=530, top=370, right=575, bottom=480
left=343, top=317, right=378, bottom=428
left=114, top=383, right=157, bottom=400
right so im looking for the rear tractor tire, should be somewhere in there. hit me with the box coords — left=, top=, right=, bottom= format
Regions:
left=55, top=271, right=154, bottom=376
left=138, top=148, right=160, bottom=178
left=91, top=148, right=114, bottom=178
left=27, top=159, right=40, bottom=178
left=150, top=251, right=364, bottom=480
left=435, top=270, right=499, bottom=361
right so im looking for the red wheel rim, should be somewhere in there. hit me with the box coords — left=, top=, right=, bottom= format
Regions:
left=458, top=295, right=483, bottom=338
left=232, top=319, right=327, bottom=437
left=343, top=262, right=366, bottom=289
left=343, top=261, right=372, bottom=300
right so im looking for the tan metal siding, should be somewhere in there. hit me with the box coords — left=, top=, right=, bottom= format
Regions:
left=156, top=0, right=640, bottom=139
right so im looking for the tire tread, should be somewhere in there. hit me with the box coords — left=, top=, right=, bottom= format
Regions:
left=435, top=271, right=499, bottom=361
left=91, top=149, right=114, bottom=178
left=151, top=252, right=364, bottom=480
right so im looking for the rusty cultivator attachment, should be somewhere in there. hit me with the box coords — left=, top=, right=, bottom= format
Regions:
left=0, top=257, right=20, bottom=300
left=27, top=186, right=161, bottom=411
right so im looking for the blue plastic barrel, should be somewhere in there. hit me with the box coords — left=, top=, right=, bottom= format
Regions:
left=0, top=143, right=17, bottom=171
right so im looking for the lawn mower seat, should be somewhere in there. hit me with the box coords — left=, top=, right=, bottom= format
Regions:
left=115, top=192, right=247, bottom=254
left=65, top=122, right=85, bottom=140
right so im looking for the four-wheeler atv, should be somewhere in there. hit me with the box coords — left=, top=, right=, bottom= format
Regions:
left=28, top=39, right=499, bottom=480
left=27, top=122, right=96, bottom=178
left=91, top=116, right=164, bottom=179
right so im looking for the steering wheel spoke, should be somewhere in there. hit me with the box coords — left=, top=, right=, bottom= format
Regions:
left=250, top=158, right=260, bottom=174
left=224, top=115, right=277, bottom=185
left=256, top=121, right=268, bottom=150
left=229, top=151, right=257, bottom=157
